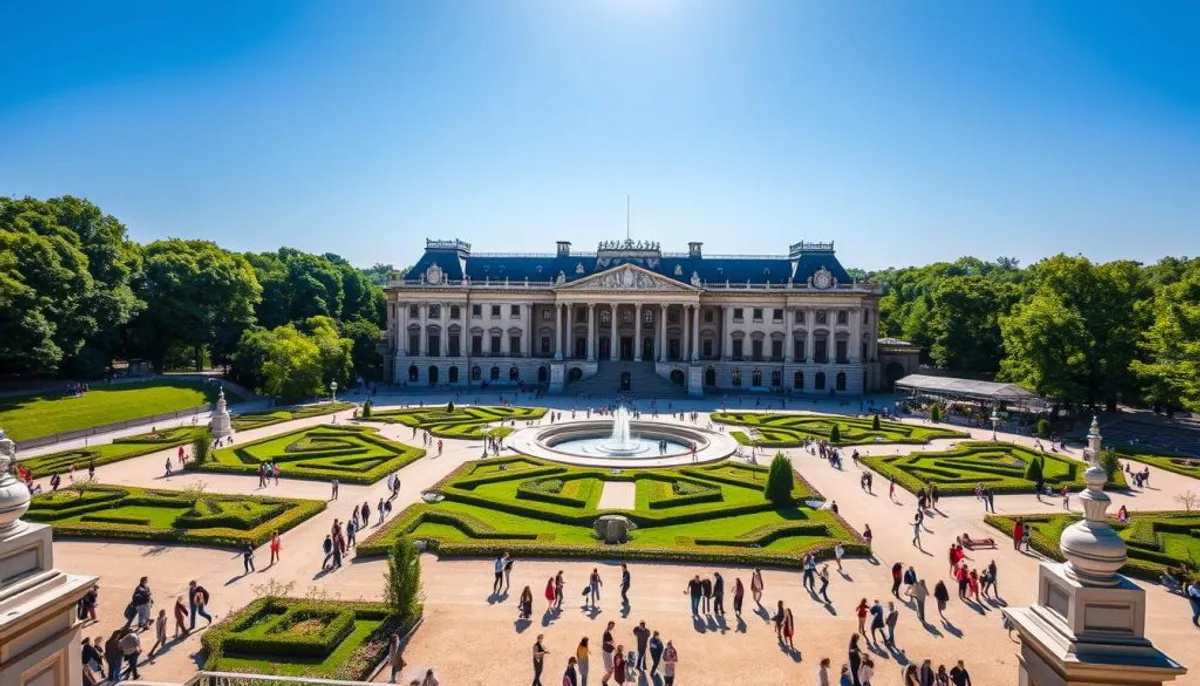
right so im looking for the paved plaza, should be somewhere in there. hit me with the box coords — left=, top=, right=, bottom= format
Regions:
left=31, top=393, right=1200, bottom=686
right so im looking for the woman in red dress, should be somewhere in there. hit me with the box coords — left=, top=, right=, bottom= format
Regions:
left=544, top=576, right=556, bottom=611
left=1013, top=518, right=1024, bottom=551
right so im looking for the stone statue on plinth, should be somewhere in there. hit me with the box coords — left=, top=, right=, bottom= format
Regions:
left=0, top=429, right=30, bottom=535
left=209, top=386, right=233, bottom=440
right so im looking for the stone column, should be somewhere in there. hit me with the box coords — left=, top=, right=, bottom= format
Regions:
left=657, top=304, right=667, bottom=362
left=524, top=304, right=532, bottom=358
left=566, top=304, right=575, bottom=359
left=851, top=306, right=862, bottom=362
left=554, top=304, right=564, bottom=361
left=723, top=306, right=734, bottom=360
left=784, top=307, right=794, bottom=363
left=398, top=302, right=408, bottom=355
left=419, top=304, right=428, bottom=356
left=806, top=309, right=815, bottom=363
left=680, top=306, right=689, bottom=361
left=634, top=303, right=643, bottom=361
left=690, top=304, right=700, bottom=362
left=610, top=303, right=619, bottom=360
left=587, top=303, right=596, bottom=361
left=439, top=304, right=448, bottom=358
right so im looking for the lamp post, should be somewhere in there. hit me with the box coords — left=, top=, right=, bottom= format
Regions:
left=330, top=380, right=338, bottom=404
left=990, top=407, right=1000, bottom=441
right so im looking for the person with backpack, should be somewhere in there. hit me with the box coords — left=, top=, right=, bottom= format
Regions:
left=127, top=577, right=152, bottom=631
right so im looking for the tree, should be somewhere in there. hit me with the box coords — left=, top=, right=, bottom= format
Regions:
left=1099, top=449, right=1122, bottom=481
left=385, top=536, right=424, bottom=620
left=1036, top=419, right=1050, bottom=439
left=1025, top=455, right=1043, bottom=482
left=1132, top=258, right=1200, bottom=413
left=930, top=405, right=942, bottom=423
left=927, top=276, right=1020, bottom=373
left=829, top=425, right=842, bottom=443
left=764, top=453, right=795, bottom=505
left=192, top=432, right=212, bottom=464
left=362, top=399, right=373, bottom=418
left=871, top=414, right=881, bottom=431
left=1174, top=490, right=1198, bottom=512
left=259, top=325, right=324, bottom=399
left=133, top=239, right=261, bottom=371
left=341, top=318, right=383, bottom=379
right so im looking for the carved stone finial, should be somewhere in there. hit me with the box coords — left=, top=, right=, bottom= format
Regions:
left=1059, top=417, right=1126, bottom=587
left=0, top=428, right=31, bottom=534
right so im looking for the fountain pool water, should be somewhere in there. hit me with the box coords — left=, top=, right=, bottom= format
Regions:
left=554, top=406, right=688, bottom=457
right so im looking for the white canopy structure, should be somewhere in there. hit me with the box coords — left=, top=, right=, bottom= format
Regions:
left=894, top=373, right=1046, bottom=409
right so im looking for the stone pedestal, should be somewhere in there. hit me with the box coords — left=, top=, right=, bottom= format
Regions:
left=209, top=387, right=233, bottom=440
left=0, top=522, right=96, bottom=686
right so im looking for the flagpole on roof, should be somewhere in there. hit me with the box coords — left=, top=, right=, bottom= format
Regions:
left=626, top=195, right=631, bottom=241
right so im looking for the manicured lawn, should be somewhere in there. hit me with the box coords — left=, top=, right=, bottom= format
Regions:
left=24, top=484, right=324, bottom=547
left=711, top=411, right=967, bottom=447
left=0, top=380, right=243, bottom=442
left=193, top=424, right=424, bottom=484
left=17, top=426, right=206, bottom=478
left=984, top=511, right=1200, bottom=582
left=231, top=402, right=355, bottom=431
left=357, top=456, right=865, bottom=567
left=362, top=405, right=547, bottom=439
left=863, top=441, right=1128, bottom=496
left=202, top=598, right=407, bottom=680
left=1110, top=447, right=1200, bottom=481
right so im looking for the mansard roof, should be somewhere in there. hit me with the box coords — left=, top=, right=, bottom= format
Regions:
left=404, top=239, right=853, bottom=287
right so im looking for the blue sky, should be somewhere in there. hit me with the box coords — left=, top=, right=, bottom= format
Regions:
left=2, top=1, right=1198, bottom=270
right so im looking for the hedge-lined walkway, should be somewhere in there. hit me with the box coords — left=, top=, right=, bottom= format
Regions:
left=360, top=404, right=547, bottom=439
left=1111, top=447, right=1200, bottom=481
left=711, top=411, right=967, bottom=447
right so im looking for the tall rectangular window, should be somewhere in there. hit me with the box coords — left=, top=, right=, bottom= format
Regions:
left=732, top=339, right=744, bottom=359
left=449, top=305, right=460, bottom=320
left=771, top=340, right=783, bottom=359
left=733, top=308, right=744, bottom=322
left=815, top=340, right=828, bottom=362
left=490, top=336, right=501, bottom=354
left=794, top=340, right=805, bottom=361
left=772, top=309, right=783, bottom=322
left=541, top=337, right=551, bottom=355
left=472, top=336, right=483, bottom=355
left=836, top=340, right=848, bottom=362
left=510, top=336, right=521, bottom=355
left=752, top=308, right=763, bottom=322
left=510, top=305, right=521, bottom=318
left=426, top=335, right=440, bottom=357
left=491, top=305, right=501, bottom=318
left=448, top=335, right=460, bottom=357
left=751, top=340, right=763, bottom=359
left=472, top=304, right=482, bottom=317
left=409, top=334, right=420, bottom=355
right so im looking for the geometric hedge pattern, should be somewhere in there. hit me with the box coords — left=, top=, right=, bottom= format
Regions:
left=193, top=425, right=424, bottom=484
left=984, top=510, right=1200, bottom=582
left=711, top=411, right=967, bottom=447
left=18, top=427, right=206, bottom=478
left=202, top=598, right=405, bottom=680
left=357, top=456, right=866, bottom=567
left=862, top=441, right=1128, bottom=496
left=24, top=484, right=325, bottom=547
left=362, top=405, right=547, bottom=439
left=230, top=402, right=355, bottom=431
left=1112, top=448, right=1200, bottom=481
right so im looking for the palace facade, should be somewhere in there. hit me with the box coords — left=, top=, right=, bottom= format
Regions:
left=384, top=239, right=884, bottom=396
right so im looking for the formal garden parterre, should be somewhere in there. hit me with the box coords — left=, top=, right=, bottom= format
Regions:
left=862, top=441, right=1128, bottom=496
left=24, top=484, right=325, bottom=547
left=984, top=511, right=1200, bottom=582
left=18, top=426, right=206, bottom=478
left=0, top=380, right=241, bottom=442
left=1110, top=446, right=1200, bottom=481
left=201, top=597, right=408, bottom=680
left=361, top=404, right=547, bottom=439
left=711, top=411, right=967, bottom=447
left=230, top=402, right=355, bottom=431
left=357, top=455, right=865, bottom=566
left=192, top=424, right=424, bottom=484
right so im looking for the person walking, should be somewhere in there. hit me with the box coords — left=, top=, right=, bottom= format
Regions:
left=847, top=634, right=863, bottom=686
left=331, top=478, right=339, bottom=500
left=1187, top=579, right=1200, bottom=627
left=587, top=568, right=602, bottom=609
left=863, top=524, right=873, bottom=554
left=612, top=645, right=627, bottom=685
left=733, top=576, right=745, bottom=616
left=555, top=570, right=565, bottom=608
left=601, top=622, right=615, bottom=686
left=632, top=621, right=650, bottom=671
left=118, top=628, right=141, bottom=680
left=129, top=577, right=152, bottom=630
left=751, top=568, right=764, bottom=605
left=387, top=633, right=405, bottom=683
left=361, top=500, right=371, bottom=528
left=494, top=553, right=508, bottom=595
left=242, top=543, right=255, bottom=574
left=544, top=577, right=556, bottom=612
left=322, top=534, right=335, bottom=571
left=699, top=574, right=713, bottom=614
left=532, top=634, right=549, bottom=686
left=620, top=563, right=631, bottom=607
left=647, top=631, right=663, bottom=674
left=911, top=516, right=923, bottom=550
left=783, top=607, right=796, bottom=651
left=855, top=598, right=869, bottom=638
left=857, top=656, right=874, bottom=686
left=712, top=571, right=725, bottom=615
left=803, top=554, right=818, bottom=590
left=890, top=562, right=903, bottom=598
left=818, top=564, right=832, bottom=604
left=868, top=599, right=886, bottom=645
left=148, top=608, right=168, bottom=658
left=817, top=657, right=832, bottom=686
left=772, top=600, right=786, bottom=640
left=949, top=659, right=972, bottom=686
left=934, top=580, right=950, bottom=619
left=269, top=531, right=282, bottom=566
left=520, top=586, right=534, bottom=619
left=834, top=543, right=845, bottom=571
left=685, top=575, right=702, bottom=616
left=346, top=518, right=357, bottom=548
left=909, top=579, right=929, bottom=623
left=104, top=631, right=123, bottom=683
left=191, top=581, right=213, bottom=628
left=885, top=602, right=899, bottom=646
left=576, top=637, right=590, bottom=686
left=172, top=596, right=188, bottom=637
left=1013, top=517, right=1024, bottom=550
left=662, top=641, right=678, bottom=686
left=564, top=657, right=578, bottom=686
left=504, top=554, right=515, bottom=592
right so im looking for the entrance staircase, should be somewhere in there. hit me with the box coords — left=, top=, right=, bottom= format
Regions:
left=565, top=360, right=690, bottom=398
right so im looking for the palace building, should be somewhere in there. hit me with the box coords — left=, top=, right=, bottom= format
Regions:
left=384, top=238, right=884, bottom=396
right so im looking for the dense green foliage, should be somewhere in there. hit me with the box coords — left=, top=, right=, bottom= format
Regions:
left=231, top=402, right=355, bottom=431
left=386, top=536, right=424, bottom=621
left=0, top=380, right=231, bottom=442
left=871, top=254, right=1200, bottom=412
left=712, top=412, right=966, bottom=447
left=193, top=424, right=424, bottom=484
left=357, top=456, right=865, bottom=567
left=0, top=195, right=387, bottom=382
left=193, top=431, right=213, bottom=464
left=18, top=427, right=205, bottom=477
left=232, top=316, right=354, bottom=400
left=25, top=484, right=324, bottom=546
left=1036, top=418, right=1050, bottom=438
left=985, top=511, right=1200, bottom=582
left=1100, top=449, right=1122, bottom=481
left=863, top=441, right=1127, bottom=495
left=1111, top=448, right=1200, bottom=481
left=764, top=453, right=795, bottom=504
left=202, top=598, right=406, bottom=680
left=362, top=405, right=547, bottom=439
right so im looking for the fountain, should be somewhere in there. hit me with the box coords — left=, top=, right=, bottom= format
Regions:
left=505, top=404, right=740, bottom=466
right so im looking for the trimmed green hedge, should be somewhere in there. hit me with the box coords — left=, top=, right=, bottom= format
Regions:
left=984, top=511, right=1200, bottom=582
left=230, top=402, right=355, bottom=431
left=192, top=424, right=424, bottom=484
left=18, top=427, right=207, bottom=478
left=863, top=441, right=1129, bottom=496
left=361, top=405, right=546, bottom=439
left=1109, top=446, right=1200, bottom=481
left=712, top=411, right=967, bottom=447
left=24, top=484, right=324, bottom=547
left=202, top=598, right=411, bottom=680
left=356, top=455, right=863, bottom=567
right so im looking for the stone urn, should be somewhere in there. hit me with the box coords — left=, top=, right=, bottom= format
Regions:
left=0, top=429, right=30, bottom=534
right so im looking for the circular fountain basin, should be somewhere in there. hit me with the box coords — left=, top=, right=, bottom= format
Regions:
left=506, top=419, right=740, bottom=467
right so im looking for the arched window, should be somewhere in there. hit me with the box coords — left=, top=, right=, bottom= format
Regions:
left=509, top=366, right=520, bottom=381
left=428, top=366, right=439, bottom=385
left=490, top=365, right=500, bottom=380
left=471, top=365, right=482, bottom=381
left=731, top=369, right=742, bottom=387
left=704, top=367, right=716, bottom=386
left=793, top=371, right=804, bottom=389
left=751, top=369, right=763, bottom=387
left=770, top=370, right=781, bottom=387
left=836, top=372, right=846, bottom=391
left=448, top=366, right=459, bottom=384
left=815, top=372, right=826, bottom=390
left=537, top=365, right=549, bottom=383
left=408, top=365, right=418, bottom=382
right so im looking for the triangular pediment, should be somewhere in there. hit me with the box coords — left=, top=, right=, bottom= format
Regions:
left=556, top=264, right=699, bottom=292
